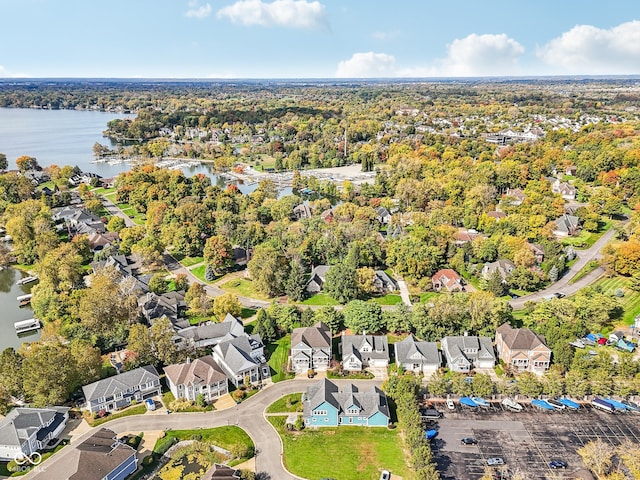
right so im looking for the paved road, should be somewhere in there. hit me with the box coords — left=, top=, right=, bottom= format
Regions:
left=26, top=378, right=381, bottom=480
left=509, top=226, right=616, bottom=309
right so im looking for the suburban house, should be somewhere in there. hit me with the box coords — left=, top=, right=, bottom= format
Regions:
left=212, top=335, right=270, bottom=387
left=504, top=188, right=527, bottom=206
left=454, top=228, right=481, bottom=245
left=481, top=259, right=516, bottom=281
left=164, top=356, right=229, bottom=402
left=394, top=334, right=441, bottom=375
left=293, top=203, right=312, bottom=220
left=87, top=231, right=119, bottom=252
left=0, top=407, right=69, bottom=461
left=290, top=322, right=332, bottom=372
left=303, top=378, right=390, bottom=427
left=91, top=254, right=151, bottom=293
left=441, top=335, right=496, bottom=372
left=139, top=290, right=186, bottom=326
left=82, top=365, right=161, bottom=414
left=340, top=334, right=390, bottom=371
left=203, top=464, right=241, bottom=480
left=372, top=270, right=398, bottom=293
left=565, top=165, right=577, bottom=176
left=487, top=211, right=506, bottom=221
left=305, top=265, right=331, bottom=293
left=66, top=428, right=137, bottom=480
left=553, top=214, right=581, bottom=237
left=495, top=323, right=552, bottom=375
left=173, top=313, right=246, bottom=350
left=431, top=269, right=464, bottom=292
left=375, top=206, right=392, bottom=225
left=552, top=179, right=577, bottom=200
left=528, top=243, right=545, bottom=264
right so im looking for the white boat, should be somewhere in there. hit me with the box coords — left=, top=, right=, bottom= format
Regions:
left=16, top=275, right=38, bottom=285
left=501, top=397, right=523, bottom=412
left=14, top=318, right=41, bottom=334
left=16, top=293, right=33, bottom=302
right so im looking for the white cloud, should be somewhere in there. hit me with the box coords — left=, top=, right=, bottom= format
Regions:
left=335, top=52, right=397, bottom=78
left=537, top=21, right=640, bottom=74
left=185, top=1, right=212, bottom=19
left=435, top=33, right=525, bottom=76
left=372, top=31, right=399, bottom=41
left=217, top=0, right=327, bottom=29
left=0, top=65, right=29, bottom=78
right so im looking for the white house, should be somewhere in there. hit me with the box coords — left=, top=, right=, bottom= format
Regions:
left=164, top=356, right=229, bottom=402
left=340, top=334, right=389, bottom=371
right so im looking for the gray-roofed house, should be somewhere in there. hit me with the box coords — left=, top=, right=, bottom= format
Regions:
left=290, top=322, right=332, bottom=373
left=202, top=463, right=241, bottom=480
left=372, top=270, right=398, bottom=293
left=552, top=179, right=577, bottom=200
left=65, top=428, right=137, bottom=480
left=394, top=334, right=441, bottom=375
left=340, top=334, right=390, bottom=372
left=173, top=313, right=246, bottom=350
left=481, top=259, right=516, bottom=281
left=0, top=407, right=69, bottom=461
left=303, top=378, right=390, bottom=427
left=164, top=356, right=229, bottom=402
left=495, top=323, right=551, bottom=375
left=82, top=365, right=161, bottom=414
left=139, top=290, right=186, bottom=325
left=553, top=214, right=581, bottom=237
left=441, top=336, right=495, bottom=372
left=376, top=207, right=392, bottom=225
left=212, top=335, right=270, bottom=387
left=293, top=203, right=312, bottom=220
left=305, top=265, right=331, bottom=293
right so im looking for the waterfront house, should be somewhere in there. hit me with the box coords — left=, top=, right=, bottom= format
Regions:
left=0, top=407, right=69, bottom=461
left=66, top=428, right=137, bottom=480
left=441, top=335, right=495, bottom=372
left=290, top=322, right=332, bottom=372
left=164, top=356, right=229, bottom=402
left=340, top=334, right=389, bottom=371
left=495, top=323, right=551, bottom=375
left=394, top=334, right=441, bottom=375
left=303, top=378, right=390, bottom=427
left=82, top=365, right=161, bottom=414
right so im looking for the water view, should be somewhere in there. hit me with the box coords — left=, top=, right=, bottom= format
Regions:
left=0, top=267, right=40, bottom=350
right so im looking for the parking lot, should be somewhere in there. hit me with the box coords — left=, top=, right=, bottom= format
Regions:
left=429, top=402, right=640, bottom=479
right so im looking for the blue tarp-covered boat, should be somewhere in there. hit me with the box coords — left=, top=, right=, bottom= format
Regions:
left=557, top=398, right=580, bottom=410
left=605, top=398, right=630, bottom=411
left=532, top=399, right=555, bottom=411
left=425, top=429, right=438, bottom=440
left=460, top=397, right=478, bottom=408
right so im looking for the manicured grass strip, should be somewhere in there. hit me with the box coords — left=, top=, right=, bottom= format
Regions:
left=269, top=416, right=410, bottom=480
left=154, top=426, right=254, bottom=455
left=568, top=260, right=601, bottom=284
left=301, top=293, right=340, bottom=305
left=420, top=292, right=442, bottom=303
left=268, top=335, right=293, bottom=383
left=370, top=294, right=402, bottom=305
left=220, top=278, right=271, bottom=301
left=181, top=256, right=204, bottom=267
left=593, top=276, right=640, bottom=325
left=86, top=404, right=147, bottom=427
left=191, top=264, right=213, bottom=284
left=266, top=393, right=303, bottom=413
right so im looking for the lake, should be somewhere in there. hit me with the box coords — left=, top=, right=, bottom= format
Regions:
left=0, top=267, right=40, bottom=351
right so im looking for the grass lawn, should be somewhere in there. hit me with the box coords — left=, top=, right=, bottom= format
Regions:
left=119, top=207, right=145, bottom=225
left=220, top=278, right=271, bottom=301
left=190, top=264, right=213, bottom=283
left=0, top=442, right=68, bottom=477
left=420, top=292, right=442, bottom=303
left=301, top=293, right=340, bottom=305
left=92, top=187, right=117, bottom=195
left=562, top=220, right=613, bottom=249
left=266, top=393, right=303, bottom=413
left=369, top=294, right=402, bottom=305
left=268, top=335, right=294, bottom=382
left=269, top=416, right=410, bottom=480
left=240, top=307, right=257, bottom=319
left=181, top=256, right=204, bottom=267
left=569, top=260, right=601, bottom=284
left=85, top=404, right=147, bottom=427
left=154, top=426, right=254, bottom=454
left=592, top=276, right=640, bottom=325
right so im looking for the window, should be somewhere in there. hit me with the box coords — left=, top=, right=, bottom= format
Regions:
left=348, top=408, right=359, bottom=415
left=313, top=410, right=327, bottom=416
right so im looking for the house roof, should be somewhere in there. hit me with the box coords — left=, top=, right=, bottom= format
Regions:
left=291, top=322, right=332, bottom=350
left=0, top=407, right=69, bottom=448
left=175, top=313, right=245, bottom=345
left=82, top=365, right=159, bottom=402
left=555, top=214, right=580, bottom=233
left=373, top=270, right=398, bottom=290
left=214, top=335, right=262, bottom=374
left=203, top=463, right=241, bottom=480
left=164, top=356, right=227, bottom=388
left=454, top=228, right=480, bottom=243
left=432, top=269, right=462, bottom=288
left=441, top=336, right=495, bottom=364
left=68, top=428, right=136, bottom=480
left=341, top=335, right=389, bottom=362
left=304, top=379, right=390, bottom=420
left=394, top=334, right=440, bottom=366
left=496, top=323, right=549, bottom=352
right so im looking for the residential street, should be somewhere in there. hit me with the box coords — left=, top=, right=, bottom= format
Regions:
left=25, top=379, right=382, bottom=480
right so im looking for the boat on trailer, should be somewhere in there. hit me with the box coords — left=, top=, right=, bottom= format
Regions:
left=556, top=398, right=580, bottom=410
left=531, top=399, right=555, bottom=411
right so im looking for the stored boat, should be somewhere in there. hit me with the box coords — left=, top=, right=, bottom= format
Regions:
left=14, top=318, right=41, bottom=334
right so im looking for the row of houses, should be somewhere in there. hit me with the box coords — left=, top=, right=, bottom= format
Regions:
left=290, top=322, right=551, bottom=376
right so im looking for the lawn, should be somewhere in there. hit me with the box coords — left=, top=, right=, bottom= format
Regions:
left=420, top=292, right=442, bottom=303
left=562, top=219, right=613, bottom=249
left=181, top=256, right=204, bottom=267
left=268, top=335, right=294, bottom=382
left=301, top=293, right=340, bottom=306
left=85, top=404, right=147, bottom=427
left=568, top=260, right=601, bottom=284
left=220, top=278, right=271, bottom=301
left=190, top=264, right=212, bottom=283
left=269, top=416, right=410, bottom=480
left=0, top=442, right=68, bottom=477
left=369, top=294, right=402, bottom=305
left=154, top=426, right=254, bottom=455
left=92, top=187, right=117, bottom=195
left=266, top=393, right=303, bottom=413
left=593, top=276, right=640, bottom=325
left=119, top=207, right=145, bottom=225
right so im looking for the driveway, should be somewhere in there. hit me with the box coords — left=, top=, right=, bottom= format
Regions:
left=25, top=379, right=382, bottom=480
left=509, top=226, right=616, bottom=309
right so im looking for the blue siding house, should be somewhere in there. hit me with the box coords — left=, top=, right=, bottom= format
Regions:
left=303, top=378, right=390, bottom=427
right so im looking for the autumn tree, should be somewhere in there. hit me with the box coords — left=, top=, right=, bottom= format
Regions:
left=213, top=292, right=242, bottom=319
left=21, top=342, right=76, bottom=407
left=15, top=155, right=40, bottom=172
left=578, top=439, right=614, bottom=478
left=204, top=235, right=234, bottom=275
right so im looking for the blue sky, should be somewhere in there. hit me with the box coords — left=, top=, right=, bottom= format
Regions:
left=1, top=0, right=639, bottom=78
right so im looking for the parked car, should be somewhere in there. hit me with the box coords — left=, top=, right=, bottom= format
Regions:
left=487, top=458, right=504, bottom=466
left=145, top=398, right=156, bottom=411
left=380, top=470, right=390, bottom=480
left=419, top=408, right=443, bottom=419
left=446, top=398, right=455, bottom=410
left=460, top=437, right=478, bottom=445
left=549, top=460, right=568, bottom=469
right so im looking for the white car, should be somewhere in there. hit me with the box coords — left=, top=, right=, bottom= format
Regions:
left=446, top=398, right=455, bottom=410
left=380, top=470, right=391, bottom=480
left=487, top=458, right=504, bottom=466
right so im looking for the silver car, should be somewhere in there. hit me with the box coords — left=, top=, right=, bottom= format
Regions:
left=487, top=458, right=505, bottom=466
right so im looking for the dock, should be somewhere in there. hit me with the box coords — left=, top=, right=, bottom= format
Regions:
left=16, top=275, right=38, bottom=285
left=14, top=318, right=41, bottom=334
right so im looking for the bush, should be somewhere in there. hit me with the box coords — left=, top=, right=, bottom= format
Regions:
left=142, top=455, right=156, bottom=467
left=232, top=389, right=246, bottom=401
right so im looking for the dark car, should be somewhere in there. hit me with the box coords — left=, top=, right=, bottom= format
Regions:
left=460, top=437, right=478, bottom=445
left=550, top=460, right=568, bottom=469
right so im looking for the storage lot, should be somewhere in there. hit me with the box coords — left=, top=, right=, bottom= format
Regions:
left=431, top=402, right=640, bottom=479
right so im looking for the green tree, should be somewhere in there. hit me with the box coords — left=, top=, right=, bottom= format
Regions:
left=324, top=262, right=359, bottom=304
left=107, top=216, right=126, bottom=233
left=254, top=308, right=278, bottom=343
left=342, top=300, right=384, bottom=334
left=0, top=348, right=23, bottom=397
left=485, top=270, right=506, bottom=297
left=516, top=371, right=543, bottom=397
left=174, top=273, right=189, bottom=291
left=21, top=342, right=76, bottom=407
left=285, top=258, right=307, bottom=302
left=148, top=273, right=168, bottom=294
left=471, top=373, right=494, bottom=397
left=313, top=306, right=344, bottom=334
left=247, top=243, right=288, bottom=297
left=0, top=153, right=7, bottom=171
